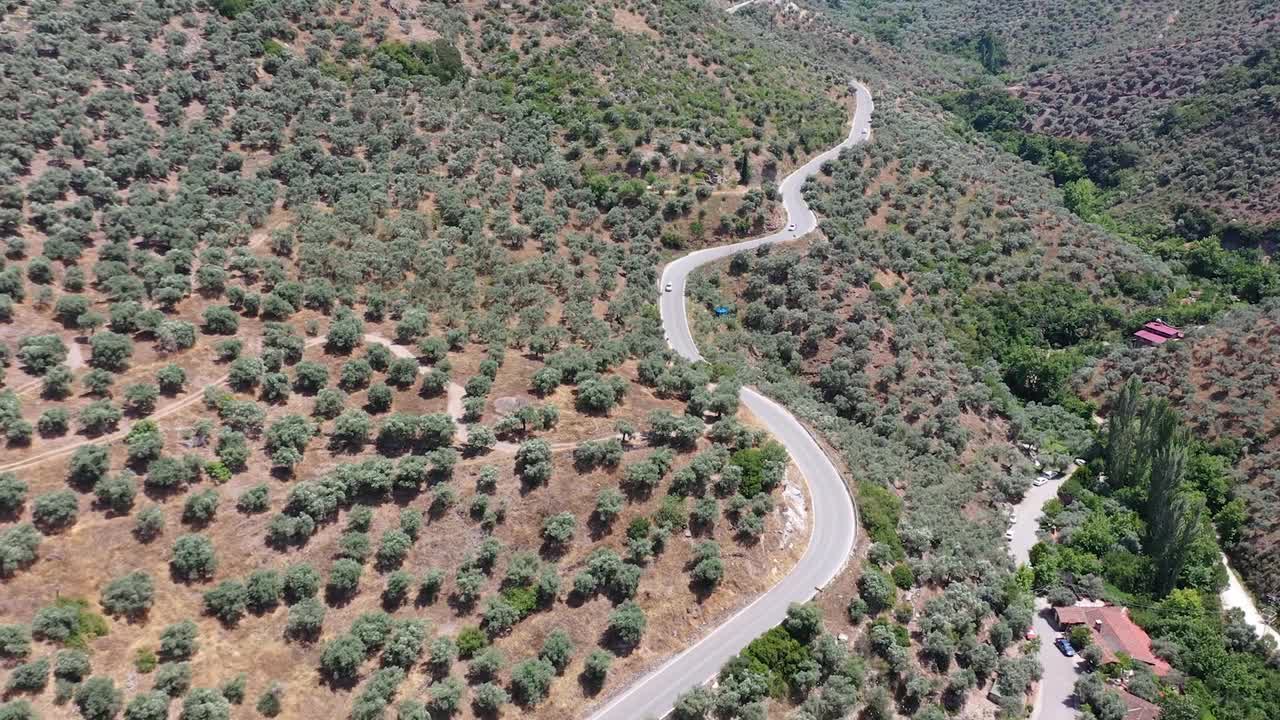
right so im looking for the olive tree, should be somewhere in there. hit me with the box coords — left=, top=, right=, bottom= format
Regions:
left=99, top=571, right=154, bottom=618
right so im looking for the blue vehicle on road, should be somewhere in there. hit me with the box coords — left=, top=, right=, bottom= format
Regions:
left=1054, top=637, right=1076, bottom=657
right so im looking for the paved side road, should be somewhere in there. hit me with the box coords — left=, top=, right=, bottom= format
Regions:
left=1009, top=478, right=1082, bottom=720
left=587, top=85, right=873, bottom=720
left=1220, top=554, right=1280, bottom=645
left=1013, top=480, right=1280, bottom=720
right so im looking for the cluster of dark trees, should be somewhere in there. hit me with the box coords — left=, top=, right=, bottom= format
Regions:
left=1030, top=379, right=1279, bottom=720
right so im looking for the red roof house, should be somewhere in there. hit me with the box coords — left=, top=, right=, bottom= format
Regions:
left=1054, top=605, right=1171, bottom=676
left=1133, top=320, right=1184, bottom=346
left=1120, top=690, right=1161, bottom=720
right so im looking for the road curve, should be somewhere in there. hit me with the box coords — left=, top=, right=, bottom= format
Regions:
left=1220, top=555, right=1280, bottom=645
left=588, top=84, right=873, bottom=720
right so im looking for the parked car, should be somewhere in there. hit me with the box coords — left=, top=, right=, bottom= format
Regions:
left=787, top=223, right=796, bottom=231
left=1033, top=477, right=1048, bottom=487
left=1054, top=637, right=1076, bottom=657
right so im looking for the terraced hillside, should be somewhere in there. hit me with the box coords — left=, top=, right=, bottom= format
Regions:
left=826, top=0, right=1280, bottom=234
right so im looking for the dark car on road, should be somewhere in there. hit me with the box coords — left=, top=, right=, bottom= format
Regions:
left=1054, top=637, right=1076, bottom=657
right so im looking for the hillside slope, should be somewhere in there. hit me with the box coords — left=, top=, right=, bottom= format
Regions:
left=0, top=0, right=857, bottom=718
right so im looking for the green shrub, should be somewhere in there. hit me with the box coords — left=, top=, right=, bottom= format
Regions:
left=0, top=474, right=27, bottom=515
left=509, top=658, right=555, bottom=705
left=0, top=625, right=30, bottom=660
left=55, top=650, right=91, bottom=682
left=203, top=580, right=249, bottom=625
left=123, top=691, right=168, bottom=720
left=728, top=625, right=812, bottom=697
left=582, top=649, right=612, bottom=685
left=32, top=490, right=79, bottom=532
left=133, top=506, right=165, bottom=542
left=158, top=620, right=198, bottom=661
left=99, top=571, right=154, bottom=618
left=74, top=676, right=122, bottom=720
left=153, top=661, right=191, bottom=696
left=32, top=598, right=107, bottom=649
left=182, top=490, right=220, bottom=526
left=134, top=648, right=157, bottom=674
left=256, top=683, right=283, bottom=717
left=283, top=564, right=321, bottom=603
left=4, top=657, right=48, bottom=694
left=93, top=473, right=137, bottom=515
left=857, top=482, right=903, bottom=557
left=170, top=534, right=217, bottom=581
left=179, top=687, right=229, bottom=720
left=891, top=563, right=915, bottom=589
left=456, top=626, right=487, bottom=658
left=285, top=598, right=326, bottom=641
left=246, top=570, right=282, bottom=612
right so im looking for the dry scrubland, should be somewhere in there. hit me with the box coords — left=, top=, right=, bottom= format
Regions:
left=0, top=0, right=852, bottom=717
left=3, top=0, right=1278, bottom=719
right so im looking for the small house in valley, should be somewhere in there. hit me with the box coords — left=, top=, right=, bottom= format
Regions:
left=1119, top=689, right=1161, bottom=720
left=1133, top=320, right=1184, bottom=346
left=1054, top=605, right=1171, bottom=676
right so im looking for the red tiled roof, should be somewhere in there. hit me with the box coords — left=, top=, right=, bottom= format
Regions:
left=1143, top=321, right=1183, bottom=338
left=1054, top=606, right=1171, bottom=676
left=1054, top=607, right=1091, bottom=624
left=1120, top=690, right=1161, bottom=720
left=1134, top=321, right=1184, bottom=345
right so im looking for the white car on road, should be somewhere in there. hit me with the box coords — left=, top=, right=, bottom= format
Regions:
left=787, top=223, right=795, bottom=231
left=1033, top=477, right=1048, bottom=487
left=664, top=282, right=673, bottom=292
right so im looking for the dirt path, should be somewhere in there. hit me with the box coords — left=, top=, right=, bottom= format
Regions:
left=358, top=333, right=512, bottom=450
left=1, top=337, right=326, bottom=473
left=2, top=332, right=621, bottom=474
left=8, top=338, right=86, bottom=397
left=1220, top=553, right=1280, bottom=645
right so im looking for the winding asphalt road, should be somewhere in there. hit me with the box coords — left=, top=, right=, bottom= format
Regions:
left=588, top=83, right=873, bottom=720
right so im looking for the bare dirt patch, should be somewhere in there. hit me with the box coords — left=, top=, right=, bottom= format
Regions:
left=612, top=7, right=659, bottom=39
